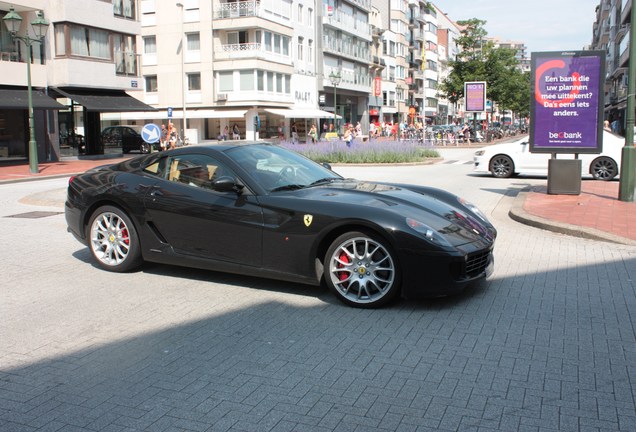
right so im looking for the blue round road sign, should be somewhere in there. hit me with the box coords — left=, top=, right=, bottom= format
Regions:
left=141, top=123, right=161, bottom=144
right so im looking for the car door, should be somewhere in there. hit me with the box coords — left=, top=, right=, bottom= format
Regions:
left=515, top=140, right=550, bottom=173
left=142, top=153, right=264, bottom=266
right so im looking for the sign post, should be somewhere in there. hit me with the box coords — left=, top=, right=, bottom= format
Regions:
left=464, top=82, right=487, bottom=139
left=530, top=51, right=605, bottom=194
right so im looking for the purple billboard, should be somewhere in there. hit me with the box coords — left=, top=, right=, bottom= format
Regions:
left=530, top=51, right=605, bottom=154
left=464, top=81, right=487, bottom=112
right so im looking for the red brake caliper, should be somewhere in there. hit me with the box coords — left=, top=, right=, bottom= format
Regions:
left=122, top=228, right=130, bottom=245
left=337, top=251, right=350, bottom=282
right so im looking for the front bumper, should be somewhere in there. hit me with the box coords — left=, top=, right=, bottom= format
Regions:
left=399, top=245, right=495, bottom=299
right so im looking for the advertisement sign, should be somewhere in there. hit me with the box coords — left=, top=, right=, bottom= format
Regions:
left=464, top=81, right=487, bottom=112
left=374, top=76, right=382, bottom=97
left=530, top=51, right=605, bottom=154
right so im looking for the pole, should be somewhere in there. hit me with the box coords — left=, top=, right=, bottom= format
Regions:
left=333, top=84, right=337, bottom=135
left=619, top=3, right=636, bottom=201
left=26, top=39, right=37, bottom=174
left=177, top=3, right=187, bottom=141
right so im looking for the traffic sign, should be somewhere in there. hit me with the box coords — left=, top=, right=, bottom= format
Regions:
left=141, top=123, right=161, bottom=144
left=167, top=107, right=173, bottom=118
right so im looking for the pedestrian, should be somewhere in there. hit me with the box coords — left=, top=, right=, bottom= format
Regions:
left=603, top=120, right=611, bottom=132
left=461, top=123, right=471, bottom=144
left=291, top=122, right=298, bottom=143
left=160, top=124, right=168, bottom=151
left=167, top=122, right=177, bottom=149
left=232, top=123, right=240, bottom=140
left=222, top=125, right=229, bottom=140
left=344, top=125, right=353, bottom=147
left=308, top=124, right=318, bottom=144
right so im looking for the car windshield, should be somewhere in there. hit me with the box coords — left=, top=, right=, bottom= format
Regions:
left=224, top=144, right=342, bottom=193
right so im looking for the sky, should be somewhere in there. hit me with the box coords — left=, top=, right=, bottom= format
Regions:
left=434, top=0, right=600, bottom=54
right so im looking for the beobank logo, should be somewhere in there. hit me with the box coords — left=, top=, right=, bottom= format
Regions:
left=548, top=131, right=583, bottom=139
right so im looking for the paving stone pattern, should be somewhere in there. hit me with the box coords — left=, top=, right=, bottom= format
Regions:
left=0, top=179, right=635, bottom=431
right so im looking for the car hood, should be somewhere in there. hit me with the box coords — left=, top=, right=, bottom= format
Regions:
left=291, top=179, right=495, bottom=247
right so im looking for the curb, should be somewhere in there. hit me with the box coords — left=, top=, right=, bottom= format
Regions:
left=509, top=187, right=636, bottom=246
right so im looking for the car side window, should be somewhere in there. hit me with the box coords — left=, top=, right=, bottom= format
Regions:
left=159, top=154, right=234, bottom=191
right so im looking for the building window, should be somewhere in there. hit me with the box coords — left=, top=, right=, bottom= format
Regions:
left=240, top=70, right=254, bottom=91
left=114, top=0, right=137, bottom=20
left=186, top=32, right=200, bottom=51
left=113, top=33, right=137, bottom=76
left=145, top=75, right=158, bottom=92
left=298, top=4, right=303, bottom=24
left=219, top=71, right=233, bottom=92
left=143, top=36, right=156, bottom=54
left=70, top=25, right=110, bottom=59
left=297, top=36, right=304, bottom=62
left=308, top=8, right=313, bottom=26
left=188, top=73, right=201, bottom=91
left=54, top=25, right=66, bottom=56
left=308, top=39, right=313, bottom=64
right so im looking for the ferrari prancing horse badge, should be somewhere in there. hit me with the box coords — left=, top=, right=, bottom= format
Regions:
left=303, top=214, right=313, bottom=227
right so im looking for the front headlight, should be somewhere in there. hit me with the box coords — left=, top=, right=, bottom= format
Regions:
left=474, top=150, right=485, bottom=156
left=406, top=218, right=452, bottom=247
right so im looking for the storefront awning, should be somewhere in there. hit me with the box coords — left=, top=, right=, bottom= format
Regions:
left=52, top=88, right=155, bottom=112
left=265, top=108, right=342, bottom=119
left=0, top=89, right=65, bottom=110
left=101, top=109, right=247, bottom=121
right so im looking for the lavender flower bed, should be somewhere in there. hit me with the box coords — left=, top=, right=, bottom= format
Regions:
left=280, top=138, right=439, bottom=164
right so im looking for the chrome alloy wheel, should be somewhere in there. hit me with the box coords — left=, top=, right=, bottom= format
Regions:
left=328, top=235, right=396, bottom=306
left=90, top=211, right=132, bottom=267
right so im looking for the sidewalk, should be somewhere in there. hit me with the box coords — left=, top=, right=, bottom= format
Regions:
left=1, top=156, right=635, bottom=245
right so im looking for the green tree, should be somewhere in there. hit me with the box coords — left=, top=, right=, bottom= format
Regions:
left=438, top=18, right=530, bottom=120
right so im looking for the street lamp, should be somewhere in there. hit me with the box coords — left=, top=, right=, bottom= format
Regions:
left=3, top=6, right=49, bottom=174
left=329, top=70, right=341, bottom=134
left=176, top=3, right=187, bottom=142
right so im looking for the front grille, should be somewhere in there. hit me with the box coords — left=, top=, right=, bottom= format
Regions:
left=465, top=250, right=491, bottom=277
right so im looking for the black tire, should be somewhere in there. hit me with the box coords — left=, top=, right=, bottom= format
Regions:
left=324, top=231, right=400, bottom=308
left=489, top=155, right=514, bottom=178
left=87, top=205, right=143, bottom=272
left=590, top=156, right=618, bottom=181
left=140, top=142, right=151, bottom=154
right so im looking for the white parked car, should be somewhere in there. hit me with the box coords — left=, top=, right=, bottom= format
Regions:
left=473, top=130, right=623, bottom=180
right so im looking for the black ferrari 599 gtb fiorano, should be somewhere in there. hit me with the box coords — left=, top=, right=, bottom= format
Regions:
left=66, top=142, right=496, bottom=308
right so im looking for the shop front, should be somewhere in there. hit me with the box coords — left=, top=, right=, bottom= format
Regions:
left=50, top=87, right=155, bottom=157
left=0, top=88, right=64, bottom=162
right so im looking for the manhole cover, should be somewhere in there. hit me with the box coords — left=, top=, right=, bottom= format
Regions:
left=5, top=211, right=64, bottom=219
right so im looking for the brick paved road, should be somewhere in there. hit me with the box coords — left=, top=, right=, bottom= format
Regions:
left=1, top=165, right=635, bottom=432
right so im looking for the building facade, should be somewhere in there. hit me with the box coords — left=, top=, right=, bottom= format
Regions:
left=0, top=0, right=151, bottom=162
left=591, top=0, right=628, bottom=135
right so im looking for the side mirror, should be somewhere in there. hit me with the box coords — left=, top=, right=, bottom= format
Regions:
left=213, top=176, right=243, bottom=193
left=321, top=162, right=332, bottom=171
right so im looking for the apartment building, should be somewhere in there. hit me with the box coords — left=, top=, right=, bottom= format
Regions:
left=0, top=0, right=151, bottom=161
left=591, top=0, right=627, bottom=135
left=433, top=5, right=461, bottom=124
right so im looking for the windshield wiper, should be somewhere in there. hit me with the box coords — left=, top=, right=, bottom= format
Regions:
left=269, top=184, right=306, bottom=192
left=309, top=177, right=337, bottom=187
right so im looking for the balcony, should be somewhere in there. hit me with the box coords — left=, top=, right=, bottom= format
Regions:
left=323, top=10, right=372, bottom=41
left=322, top=37, right=371, bottom=63
left=215, top=42, right=292, bottom=65
left=213, top=1, right=292, bottom=31
left=214, top=1, right=260, bottom=19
